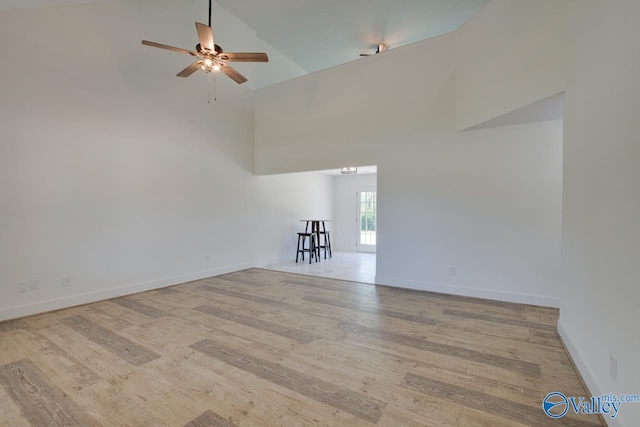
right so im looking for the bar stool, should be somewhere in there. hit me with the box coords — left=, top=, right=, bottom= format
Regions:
left=317, top=223, right=332, bottom=259
left=304, top=220, right=332, bottom=260
left=296, top=232, right=317, bottom=264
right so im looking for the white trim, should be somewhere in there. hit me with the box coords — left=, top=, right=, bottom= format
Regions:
left=0, top=260, right=264, bottom=322
left=557, top=320, right=620, bottom=427
left=255, top=255, right=288, bottom=268
left=374, top=275, right=559, bottom=308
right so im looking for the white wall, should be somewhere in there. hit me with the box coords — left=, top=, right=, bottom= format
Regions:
left=333, top=173, right=377, bottom=252
left=255, top=34, right=456, bottom=176
left=255, top=31, right=564, bottom=307
left=377, top=121, right=562, bottom=306
left=455, top=0, right=566, bottom=131
left=0, top=0, right=332, bottom=321
left=559, top=1, right=640, bottom=425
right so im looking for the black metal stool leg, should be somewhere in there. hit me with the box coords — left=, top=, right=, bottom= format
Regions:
left=302, top=235, right=307, bottom=261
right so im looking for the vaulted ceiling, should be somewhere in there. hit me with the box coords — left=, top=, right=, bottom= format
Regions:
left=0, top=0, right=489, bottom=73
left=216, top=0, right=488, bottom=74
left=0, top=0, right=488, bottom=83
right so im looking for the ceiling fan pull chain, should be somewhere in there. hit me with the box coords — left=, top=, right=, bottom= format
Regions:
left=207, top=72, right=217, bottom=103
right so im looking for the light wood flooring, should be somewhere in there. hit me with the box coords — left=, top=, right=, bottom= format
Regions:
left=0, top=269, right=602, bottom=426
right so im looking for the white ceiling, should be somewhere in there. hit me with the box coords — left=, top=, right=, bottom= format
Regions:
left=215, top=0, right=488, bottom=74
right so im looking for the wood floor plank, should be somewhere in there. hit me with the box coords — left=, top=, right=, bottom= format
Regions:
left=109, top=297, right=168, bottom=318
left=183, top=410, right=238, bottom=427
left=0, top=319, right=28, bottom=332
left=338, top=320, right=542, bottom=377
left=87, top=300, right=160, bottom=327
left=199, top=284, right=289, bottom=308
left=81, top=305, right=135, bottom=331
left=154, top=287, right=181, bottom=294
left=0, top=358, right=100, bottom=426
left=194, top=305, right=320, bottom=344
left=440, top=301, right=558, bottom=325
left=303, top=295, right=437, bottom=325
left=31, top=332, right=101, bottom=390
left=60, top=315, right=160, bottom=366
left=443, top=308, right=557, bottom=331
left=249, top=304, right=343, bottom=338
left=191, top=338, right=387, bottom=424
left=435, top=315, right=563, bottom=348
left=208, top=275, right=267, bottom=287
left=403, top=373, right=602, bottom=427
left=0, top=385, right=32, bottom=427
left=282, top=278, right=376, bottom=296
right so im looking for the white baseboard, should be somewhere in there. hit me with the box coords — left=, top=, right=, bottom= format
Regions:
left=254, top=255, right=288, bottom=268
left=557, top=320, right=621, bottom=427
left=374, top=275, right=559, bottom=307
left=0, top=260, right=260, bottom=322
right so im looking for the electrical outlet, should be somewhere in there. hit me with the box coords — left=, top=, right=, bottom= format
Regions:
left=449, top=267, right=457, bottom=277
left=610, top=356, right=617, bottom=381
left=18, top=281, right=29, bottom=293
left=29, top=279, right=39, bottom=290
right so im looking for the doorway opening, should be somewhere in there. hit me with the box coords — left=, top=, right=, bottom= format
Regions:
left=264, top=165, right=377, bottom=284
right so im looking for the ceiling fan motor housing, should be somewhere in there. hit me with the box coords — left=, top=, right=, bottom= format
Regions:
left=196, top=43, right=223, bottom=55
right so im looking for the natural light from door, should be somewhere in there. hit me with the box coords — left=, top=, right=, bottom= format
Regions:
left=358, top=189, right=376, bottom=252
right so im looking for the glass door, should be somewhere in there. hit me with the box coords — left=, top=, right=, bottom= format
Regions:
left=357, top=188, right=377, bottom=253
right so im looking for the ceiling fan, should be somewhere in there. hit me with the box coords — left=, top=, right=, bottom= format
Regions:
left=141, top=0, right=268, bottom=84
left=360, top=43, right=387, bottom=57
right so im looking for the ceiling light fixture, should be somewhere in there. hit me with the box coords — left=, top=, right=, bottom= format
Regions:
left=197, top=57, right=223, bottom=74
left=196, top=57, right=223, bottom=74
left=341, top=167, right=358, bottom=175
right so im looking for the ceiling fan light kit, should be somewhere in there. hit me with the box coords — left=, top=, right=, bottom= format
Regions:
left=141, top=0, right=268, bottom=85
left=198, top=57, right=223, bottom=73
